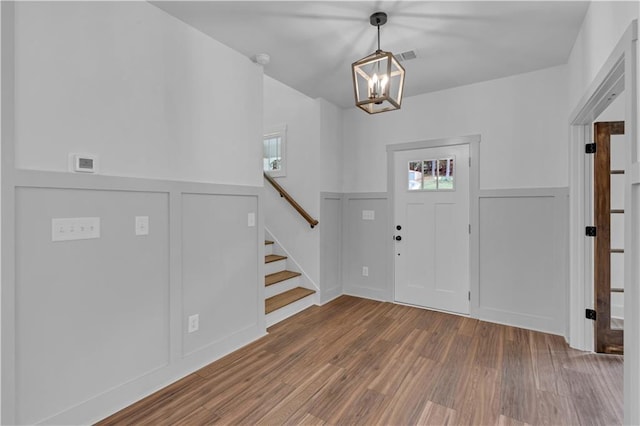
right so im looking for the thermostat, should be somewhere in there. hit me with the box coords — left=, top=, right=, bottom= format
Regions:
left=72, top=154, right=97, bottom=173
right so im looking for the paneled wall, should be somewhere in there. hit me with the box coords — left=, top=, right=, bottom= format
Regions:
left=337, top=189, right=569, bottom=337
left=475, top=188, right=569, bottom=335
left=341, top=193, right=391, bottom=302
left=319, top=193, right=342, bottom=304
left=8, top=171, right=263, bottom=425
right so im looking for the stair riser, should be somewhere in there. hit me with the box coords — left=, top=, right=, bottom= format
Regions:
left=265, top=244, right=273, bottom=256
left=265, top=276, right=301, bottom=299
left=266, top=293, right=316, bottom=328
left=264, top=259, right=287, bottom=275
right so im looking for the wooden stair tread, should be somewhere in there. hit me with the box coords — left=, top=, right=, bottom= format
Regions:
left=265, top=240, right=274, bottom=245
left=265, top=287, right=315, bottom=314
left=265, top=270, right=301, bottom=287
left=265, top=254, right=287, bottom=263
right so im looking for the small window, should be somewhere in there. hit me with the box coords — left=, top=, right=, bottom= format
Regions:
left=263, top=125, right=287, bottom=177
left=407, top=157, right=455, bottom=191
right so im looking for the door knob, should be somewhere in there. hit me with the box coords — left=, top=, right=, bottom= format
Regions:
left=396, top=225, right=402, bottom=230
left=395, top=235, right=402, bottom=241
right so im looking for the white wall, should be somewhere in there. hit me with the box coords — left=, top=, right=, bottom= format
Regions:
left=319, top=98, right=343, bottom=193
left=13, top=2, right=262, bottom=186
left=567, top=1, right=639, bottom=111
left=343, top=65, right=569, bottom=192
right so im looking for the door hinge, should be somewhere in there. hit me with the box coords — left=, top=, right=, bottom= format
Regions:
left=585, top=143, right=596, bottom=154
left=469, top=157, right=471, bottom=167
left=586, top=226, right=597, bottom=237
left=586, top=308, right=597, bottom=320
left=468, top=224, right=471, bottom=234
left=468, top=291, right=471, bottom=301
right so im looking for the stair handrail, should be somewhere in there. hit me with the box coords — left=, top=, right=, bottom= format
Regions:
left=264, top=172, right=319, bottom=229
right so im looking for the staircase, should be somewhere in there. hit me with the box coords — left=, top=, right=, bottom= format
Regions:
left=264, top=240, right=317, bottom=327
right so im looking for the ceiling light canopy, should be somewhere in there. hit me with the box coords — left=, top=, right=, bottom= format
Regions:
left=352, top=12, right=405, bottom=114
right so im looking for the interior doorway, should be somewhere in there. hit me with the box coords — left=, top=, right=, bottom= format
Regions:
left=568, top=19, right=637, bottom=425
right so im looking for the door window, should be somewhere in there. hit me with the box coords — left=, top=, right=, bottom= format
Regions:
left=407, top=157, right=455, bottom=191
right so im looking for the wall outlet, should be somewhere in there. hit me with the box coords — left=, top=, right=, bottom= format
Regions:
left=135, top=216, right=149, bottom=236
left=362, top=266, right=369, bottom=277
left=188, top=314, right=199, bottom=333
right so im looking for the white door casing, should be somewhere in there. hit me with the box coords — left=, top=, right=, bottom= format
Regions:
left=393, top=144, right=470, bottom=314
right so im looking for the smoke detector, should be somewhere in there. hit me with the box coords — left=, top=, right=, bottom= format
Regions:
left=253, top=53, right=271, bottom=66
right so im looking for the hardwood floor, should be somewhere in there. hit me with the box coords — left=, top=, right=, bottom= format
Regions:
left=98, top=296, right=623, bottom=425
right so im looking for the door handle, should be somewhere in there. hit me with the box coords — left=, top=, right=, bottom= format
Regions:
left=395, top=235, right=402, bottom=241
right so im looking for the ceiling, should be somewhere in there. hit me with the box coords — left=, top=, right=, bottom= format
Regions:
left=153, top=1, right=590, bottom=109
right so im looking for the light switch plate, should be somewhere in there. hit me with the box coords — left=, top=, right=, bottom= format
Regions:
left=362, top=210, right=375, bottom=220
left=135, top=216, right=149, bottom=236
left=52, top=217, right=100, bottom=242
left=248, top=212, right=256, bottom=227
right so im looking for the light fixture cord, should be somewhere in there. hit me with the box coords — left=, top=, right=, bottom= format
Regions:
left=377, top=24, right=381, bottom=51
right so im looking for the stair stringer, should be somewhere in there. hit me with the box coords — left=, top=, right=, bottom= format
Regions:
left=264, top=227, right=319, bottom=326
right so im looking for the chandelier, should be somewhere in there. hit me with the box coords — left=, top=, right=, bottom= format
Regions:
left=351, top=12, right=405, bottom=114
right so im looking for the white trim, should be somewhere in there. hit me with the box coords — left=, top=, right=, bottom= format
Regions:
left=568, top=19, right=638, bottom=426
left=386, top=135, right=480, bottom=313
left=623, top=19, right=639, bottom=426
left=1, top=3, right=15, bottom=422
left=319, top=192, right=343, bottom=305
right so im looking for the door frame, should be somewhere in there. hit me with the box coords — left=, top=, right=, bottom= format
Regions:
left=568, top=19, right=638, bottom=425
left=386, top=134, right=480, bottom=314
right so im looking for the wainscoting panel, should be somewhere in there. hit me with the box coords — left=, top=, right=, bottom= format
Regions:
left=7, top=170, right=264, bottom=425
left=182, top=193, right=259, bottom=356
left=342, top=193, right=391, bottom=301
left=319, top=193, right=343, bottom=304
left=476, top=188, right=569, bottom=335
left=15, top=187, right=170, bottom=425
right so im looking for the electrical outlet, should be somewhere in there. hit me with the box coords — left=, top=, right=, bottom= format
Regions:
left=188, top=314, right=199, bottom=333
left=362, top=266, right=369, bottom=277
left=135, top=216, right=149, bottom=236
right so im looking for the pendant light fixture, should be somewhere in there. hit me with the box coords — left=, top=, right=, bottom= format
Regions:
left=352, top=12, right=405, bottom=114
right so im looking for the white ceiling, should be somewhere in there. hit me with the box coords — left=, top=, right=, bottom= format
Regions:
left=153, top=1, right=590, bottom=108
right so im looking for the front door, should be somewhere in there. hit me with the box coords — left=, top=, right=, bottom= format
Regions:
left=394, top=144, right=470, bottom=314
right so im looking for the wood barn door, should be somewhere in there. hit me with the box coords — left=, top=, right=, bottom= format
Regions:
left=593, top=121, right=624, bottom=354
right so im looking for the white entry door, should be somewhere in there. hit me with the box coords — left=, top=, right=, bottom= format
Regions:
left=394, top=144, right=470, bottom=314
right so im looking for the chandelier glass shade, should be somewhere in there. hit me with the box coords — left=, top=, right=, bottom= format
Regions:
left=351, top=12, right=405, bottom=114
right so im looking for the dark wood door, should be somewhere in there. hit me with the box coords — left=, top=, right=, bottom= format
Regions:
left=594, top=121, right=624, bottom=354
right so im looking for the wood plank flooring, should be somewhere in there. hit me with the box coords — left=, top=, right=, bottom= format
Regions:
left=98, top=296, right=623, bottom=425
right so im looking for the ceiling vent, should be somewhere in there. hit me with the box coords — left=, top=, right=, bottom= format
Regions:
left=397, top=50, right=417, bottom=62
